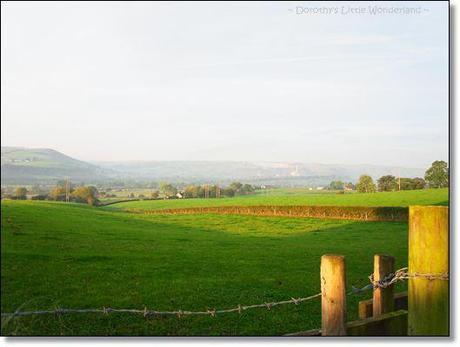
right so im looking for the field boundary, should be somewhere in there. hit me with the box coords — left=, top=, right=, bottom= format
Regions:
left=98, top=198, right=160, bottom=206
left=137, top=205, right=409, bottom=222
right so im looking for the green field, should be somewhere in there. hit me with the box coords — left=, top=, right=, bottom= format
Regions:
left=106, top=188, right=448, bottom=211
left=0, top=189, right=448, bottom=336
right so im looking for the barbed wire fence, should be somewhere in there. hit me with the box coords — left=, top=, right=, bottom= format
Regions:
left=2, top=293, right=323, bottom=319
left=1, top=268, right=448, bottom=320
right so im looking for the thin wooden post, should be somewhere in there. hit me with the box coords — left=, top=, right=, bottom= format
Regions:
left=373, top=254, right=395, bottom=317
left=321, top=254, right=347, bottom=336
left=358, top=300, right=372, bottom=320
left=408, top=206, right=449, bottom=336
left=359, top=292, right=408, bottom=320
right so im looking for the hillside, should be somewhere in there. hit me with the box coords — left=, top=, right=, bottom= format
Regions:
left=1, top=147, right=110, bottom=184
left=1, top=146, right=426, bottom=186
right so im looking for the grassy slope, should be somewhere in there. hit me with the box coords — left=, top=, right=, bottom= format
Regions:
left=1, top=147, right=93, bottom=169
left=105, top=188, right=449, bottom=211
left=1, top=201, right=409, bottom=336
left=1, top=147, right=106, bottom=184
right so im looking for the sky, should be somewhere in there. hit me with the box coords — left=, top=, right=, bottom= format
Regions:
left=1, top=1, right=449, bottom=167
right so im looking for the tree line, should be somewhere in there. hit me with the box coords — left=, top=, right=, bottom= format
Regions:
left=3, top=181, right=256, bottom=205
left=153, top=181, right=255, bottom=199
left=4, top=181, right=99, bottom=205
left=334, top=160, right=448, bottom=193
left=3, top=161, right=448, bottom=203
left=184, top=181, right=254, bottom=198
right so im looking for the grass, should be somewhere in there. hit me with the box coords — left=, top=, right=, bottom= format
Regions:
left=104, top=188, right=448, bottom=211
left=99, top=188, right=158, bottom=201
left=0, top=200, right=411, bottom=336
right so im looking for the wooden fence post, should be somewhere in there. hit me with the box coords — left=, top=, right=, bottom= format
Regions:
left=321, top=255, right=347, bottom=336
left=373, top=254, right=395, bottom=317
left=408, top=206, right=449, bottom=336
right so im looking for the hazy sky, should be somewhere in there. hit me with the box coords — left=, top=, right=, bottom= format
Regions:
left=1, top=1, right=448, bottom=167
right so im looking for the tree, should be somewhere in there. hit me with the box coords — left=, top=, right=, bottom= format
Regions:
left=221, top=187, right=235, bottom=197
left=209, top=185, right=218, bottom=198
left=400, top=178, right=414, bottom=190
left=159, top=182, right=177, bottom=198
left=150, top=190, right=160, bottom=199
left=56, top=179, right=74, bottom=191
left=15, top=187, right=28, bottom=200
left=399, top=177, right=426, bottom=190
left=49, top=186, right=66, bottom=201
left=344, top=182, right=354, bottom=190
left=329, top=180, right=344, bottom=190
left=377, top=175, right=397, bottom=192
left=184, top=185, right=200, bottom=198
left=49, top=180, right=73, bottom=201
left=71, top=186, right=99, bottom=205
left=229, top=182, right=243, bottom=193
left=240, top=184, right=255, bottom=195
left=356, top=175, right=376, bottom=193
left=197, top=186, right=206, bottom=198
left=425, top=161, right=448, bottom=188
left=412, top=177, right=426, bottom=190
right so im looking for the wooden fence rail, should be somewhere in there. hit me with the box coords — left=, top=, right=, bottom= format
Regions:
left=359, top=292, right=408, bottom=319
left=288, top=254, right=408, bottom=336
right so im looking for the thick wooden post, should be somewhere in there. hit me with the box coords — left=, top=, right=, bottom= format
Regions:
left=373, top=254, right=395, bottom=317
left=408, top=206, right=449, bottom=336
left=321, top=255, right=347, bottom=336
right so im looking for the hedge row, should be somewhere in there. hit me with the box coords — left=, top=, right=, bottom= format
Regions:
left=141, top=205, right=409, bottom=222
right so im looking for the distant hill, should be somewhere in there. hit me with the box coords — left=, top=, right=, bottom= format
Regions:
left=1, top=147, right=110, bottom=184
left=1, top=146, right=426, bottom=186
left=95, top=160, right=426, bottom=186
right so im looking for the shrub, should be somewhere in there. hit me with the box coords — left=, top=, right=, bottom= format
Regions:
left=71, top=186, right=99, bottom=205
left=31, top=194, right=48, bottom=200
left=145, top=205, right=408, bottom=222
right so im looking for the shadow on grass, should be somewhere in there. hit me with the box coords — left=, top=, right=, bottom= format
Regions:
left=432, top=201, right=449, bottom=206
left=1, top=203, right=409, bottom=336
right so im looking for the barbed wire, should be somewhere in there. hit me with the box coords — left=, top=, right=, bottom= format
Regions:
left=369, top=267, right=449, bottom=289
left=2, top=268, right=448, bottom=319
left=1, top=293, right=322, bottom=319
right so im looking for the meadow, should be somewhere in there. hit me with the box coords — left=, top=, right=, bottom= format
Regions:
left=0, top=188, right=448, bottom=336
left=106, top=188, right=448, bottom=211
